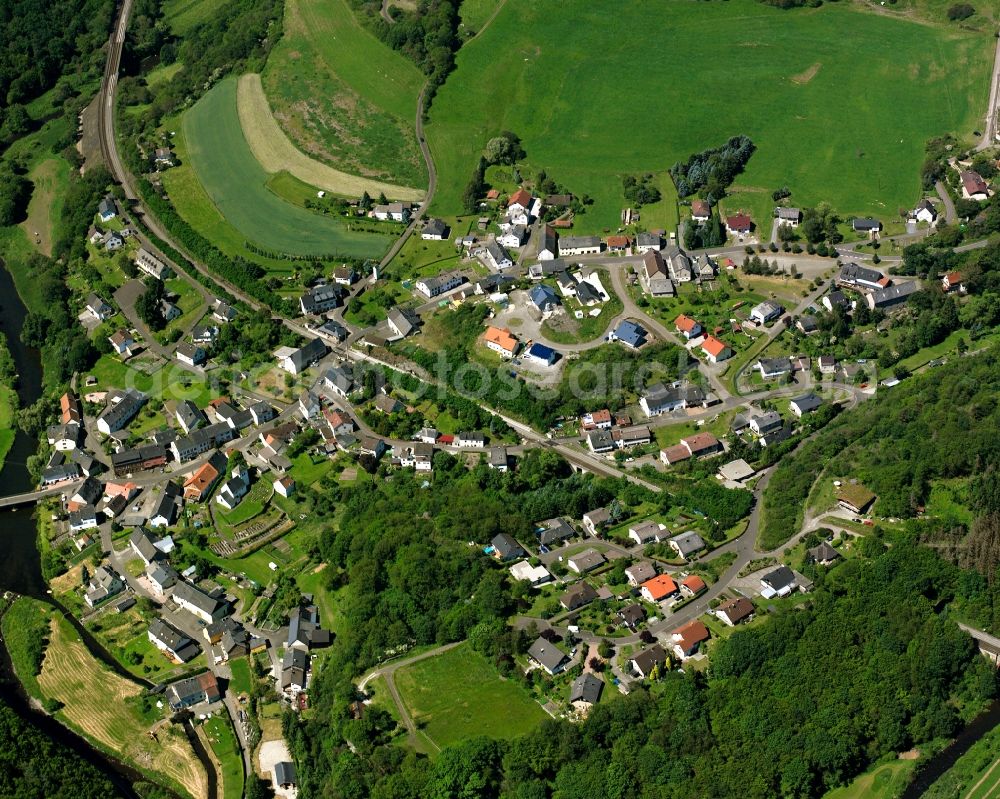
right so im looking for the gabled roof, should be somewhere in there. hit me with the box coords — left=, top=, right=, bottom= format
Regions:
left=528, top=637, right=568, bottom=672
left=641, top=574, right=677, bottom=601
left=718, top=596, right=754, bottom=624
left=674, top=313, right=701, bottom=333
left=508, top=188, right=532, bottom=208
left=569, top=672, right=604, bottom=705
left=484, top=326, right=518, bottom=353
left=701, top=335, right=730, bottom=358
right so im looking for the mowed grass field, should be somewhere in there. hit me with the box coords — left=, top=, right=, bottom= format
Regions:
left=178, top=76, right=396, bottom=259
left=238, top=74, right=423, bottom=201
left=821, top=760, right=916, bottom=799
left=37, top=615, right=208, bottom=799
left=20, top=157, right=69, bottom=256
left=162, top=0, right=217, bottom=33
left=426, top=0, right=993, bottom=230
left=393, top=643, right=547, bottom=749
left=261, top=0, right=428, bottom=188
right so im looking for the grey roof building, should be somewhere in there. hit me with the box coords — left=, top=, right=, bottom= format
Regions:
left=528, top=638, right=569, bottom=675
left=569, top=672, right=604, bottom=706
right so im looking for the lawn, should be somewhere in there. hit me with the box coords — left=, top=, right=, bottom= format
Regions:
left=201, top=716, right=244, bottom=799
left=37, top=615, right=208, bottom=799
left=162, top=0, right=217, bottom=33
left=426, top=0, right=992, bottom=229
left=214, top=479, right=273, bottom=530
left=178, top=76, right=396, bottom=259
left=239, top=73, right=423, bottom=200
left=459, top=0, right=503, bottom=32
left=289, top=452, right=336, bottom=488
left=228, top=657, right=254, bottom=697
left=20, top=157, right=70, bottom=256
left=821, top=759, right=916, bottom=799
left=260, top=0, right=428, bottom=188
left=393, top=642, right=547, bottom=749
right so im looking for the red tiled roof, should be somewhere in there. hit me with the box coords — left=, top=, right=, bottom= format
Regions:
left=681, top=574, right=707, bottom=594
left=508, top=188, right=532, bottom=208
left=674, top=314, right=700, bottom=333
left=701, top=335, right=729, bottom=357
left=683, top=432, right=720, bottom=454
left=692, top=199, right=710, bottom=217
left=591, top=409, right=612, bottom=424
left=726, top=213, right=752, bottom=231
left=662, top=444, right=691, bottom=464
left=605, top=235, right=630, bottom=247
left=642, top=574, right=678, bottom=601
left=673, top=619, right=710, bottom=649
left=484, top=326, right=519, bottom=354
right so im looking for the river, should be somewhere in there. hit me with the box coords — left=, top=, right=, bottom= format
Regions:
left=0, top=263, right=145, bottom=798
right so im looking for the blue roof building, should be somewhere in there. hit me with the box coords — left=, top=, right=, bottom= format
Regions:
left=612, top=320, right=647, bottom=348
left=525, top=342, right=557, bottom=366
left=530, top=285, right=560, bottom=312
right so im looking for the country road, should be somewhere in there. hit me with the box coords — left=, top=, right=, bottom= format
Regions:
left=976, top=32, right=1000, bottom=151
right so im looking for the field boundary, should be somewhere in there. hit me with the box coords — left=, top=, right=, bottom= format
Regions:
left=237, top=73, right=424, bottom=202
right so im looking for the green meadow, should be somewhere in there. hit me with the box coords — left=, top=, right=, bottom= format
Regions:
left=178, top=76, right=395, bottom=259
left=261, top=0, right=428, bottom=186
left=426, top=0, right=992, bottom=231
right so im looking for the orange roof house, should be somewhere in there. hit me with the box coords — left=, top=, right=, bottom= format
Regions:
left=682, top=432, right=722, bottom=457
left=680, top=574, right=707, bottom=597
left=508, top=188, right=532, bottom=209
left=700, top=335, right=732, bottom=363
left=641, top=574, right=679, bottom=602
left=671, top=620, right=710, bottom=658
left=674, top=314, right=702, bottom=336
left=183, top=461, right=220, bottom=502
left=484, top=326, right=519, bottom=357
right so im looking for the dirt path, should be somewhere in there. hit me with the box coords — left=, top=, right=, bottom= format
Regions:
left=965, top=756, right=1000, bottom=798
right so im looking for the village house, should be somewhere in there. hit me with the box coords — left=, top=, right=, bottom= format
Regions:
left=488, top=446, right=508, bottom=471
left=135, top=248, right=172, bottom=280
left=523, top=341, right=558, bottom=366
left=373, top=202, right=412, bottom=222
left=641, top=249, right=674, bottom=297
left=625, top=561, right=657, bottom=587
left=700, top=335, right=733, bottom=363
left=838, top=262, right=887, bottom=292
left=629, top=519, right=667, bottom=546
left=148, top=618, right=199, bottom=663
left=560, top=581, right=599, bottom=611
left=216, top=469, right=250, bottom=511
left=559, top=235, right=602, bottom=256
left=173, top=581, right=228, bottom=624
left=484, top=240, right=514, bottom=271
left=582, top=507, right=611, bottom=536
left=808, top=541, right=842, bottom=566
left=635, top=232, right=662, bottom=253
left=669, top=531, right=706, bottom=561
left=725, top=212, right=753, bottom=237
left=387, top=307, right=421, bottom=339
left=176, top=342, right=206, bottom=367
left=528, top=638, right=569, bottom=675
left=790, top=393, right=822, bottom=417
left=942, top=271, right=965, bottom=293
left=618, top=603, right=647, bottom=632
left=674, top=314, right=703, bottom=339
left=640, top=382, right=708, bottom=417
left=84, top=565, right=124, bottom=608
left=665, top=245, right=693, bottom=283
left=748, top=410, right=782, bottom=436
left=183, top=458, right=223, bottom=502
left=537, top=224, right=558, bottom=260
left=757, top=357, right=792, bottom=380
left=166, top=672, right=221, bottom=710
left=416, top=271, right=464, bottom=298
left=641, top=574, right=678, bottom=603
left=717, top=596, right=755, bottom=626
left=960, top=170, right=991, bottom=201
left=98, top=196, right=117, bottom=222
left=274, top=476, right=296, bottom=498
left=498, top=224, right=528, bottom=249
left=822, top=291, right=851, bottom=313
left=691, top=199, right=711, bottom=222
left=912, top=198, right=938, bottom=225
left=776, top=207, right=801, bottom=227
left=484, top=326, right=519, bottom=358
left=421, top=218, right=450, bottom=240
left=108, top=329, right=135, bottom=357
left=852, top=217, right=882, bottom=238
left=750, top=300, right=783, bottom=325
left=279, top=338, right=328, bottom=375
left=299, top=283, right=343, bottom=315
left=670, top=620, right=710, bottom=660
left=867, top=281, right=919, bottom=311
left=569, top=673, right=604, bottom=712
left=85, top=293, right=114, bottom=321
left=680, top=574, right=707, bottom=598
left=630, top=644, right=668, bottom=679
left=537, top=517, right=576, bottom=546
left=491, top=533, right=526, bottom=562
left=837, top=482, right=877, bottom=515
left=567, top=548, right=606, bottom=574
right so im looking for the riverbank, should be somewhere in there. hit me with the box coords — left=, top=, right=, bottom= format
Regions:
left=2, top=596, right=209, bottom=799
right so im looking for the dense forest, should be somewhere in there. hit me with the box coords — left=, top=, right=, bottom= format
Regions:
left=0, top=0, right=115, bottom=139
left=287, top=532, right=996, bottom=799
left=761, top=349, right=1000, bottom=555
left=669, top=135, right=756, bottom=202
left=0, top=699, right=125, bottom=798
